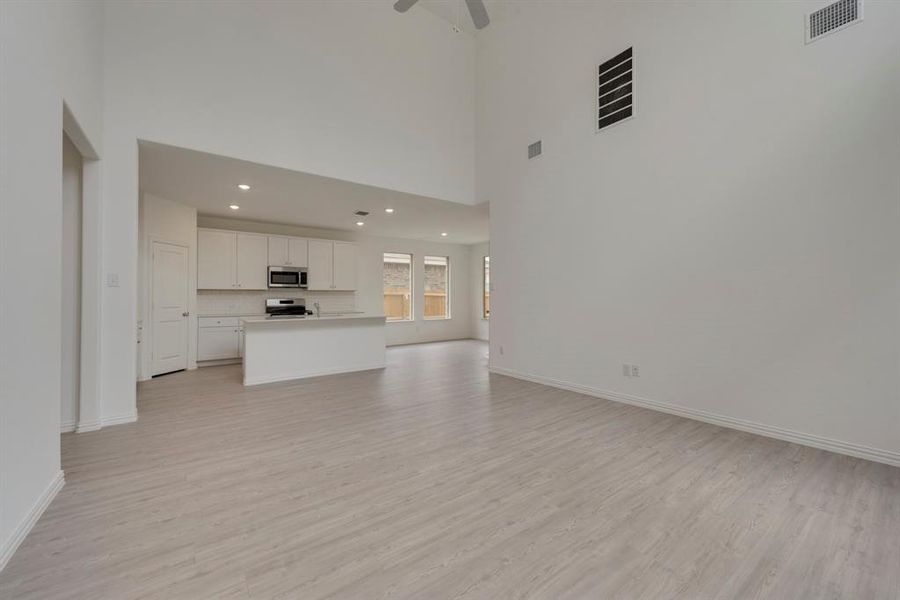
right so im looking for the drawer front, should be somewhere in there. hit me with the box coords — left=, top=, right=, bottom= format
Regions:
left=199, top=316, right=240, bottom=328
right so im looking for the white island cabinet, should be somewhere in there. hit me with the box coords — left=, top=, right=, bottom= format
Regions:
left=241, top=315, right=386, bottom=386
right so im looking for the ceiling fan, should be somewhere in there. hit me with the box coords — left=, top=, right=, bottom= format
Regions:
left=393, top=0, right=490, bottom=30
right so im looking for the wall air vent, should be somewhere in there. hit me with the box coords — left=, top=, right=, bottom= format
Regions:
left=806, top=0, right=862, bottom=43
left=528, top=140, right=542, bottom=159
left=597, top=47, right=633, bottom=132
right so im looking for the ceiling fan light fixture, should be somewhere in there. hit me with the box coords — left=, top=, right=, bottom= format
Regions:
left=393, top=0, right=489, bottom=30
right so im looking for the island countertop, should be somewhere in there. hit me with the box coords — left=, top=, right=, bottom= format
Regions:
left=241, top=314, right=386, bottom=325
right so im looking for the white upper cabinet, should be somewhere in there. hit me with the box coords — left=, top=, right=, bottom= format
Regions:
left=267, top=236, right=289, bottom=266
left=268, top=236, right=309, bottom=267
left=332, top=242, right=357, bottom=291
left=198, top=229, right=267, bottom=290
left=307, top=240, right=357, bottom=291
left=199, top=228, right=352, bottom=291
left=288, top=237, right=308, bottom=267
left=198, top=229, right=236, bottom=289
left=236, top=233, right=268, bottom=290
left=307, top=240, right=334, bottom=291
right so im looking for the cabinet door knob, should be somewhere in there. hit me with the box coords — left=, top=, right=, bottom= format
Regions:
left=182, top=312, right=189, bottom=317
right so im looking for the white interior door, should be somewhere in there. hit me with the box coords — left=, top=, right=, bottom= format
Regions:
left=152, top=241, right=189, bottom=376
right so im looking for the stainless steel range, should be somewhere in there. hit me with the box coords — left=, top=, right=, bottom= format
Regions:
left=265, top=298, right=310, bottom=319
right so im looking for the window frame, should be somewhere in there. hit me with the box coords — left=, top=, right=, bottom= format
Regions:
left=423, top=255, right=450, bottom=320
left=383, top=252, right=414, bottom=323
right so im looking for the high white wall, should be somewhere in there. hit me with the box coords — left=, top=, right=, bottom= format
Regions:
left=137, top=194, right=198, bottom=380
left=61, top=135, right=84, bottom=431
left=478, top=1, right=900, bottom=461
left=0, top=0, right=104, bottom=568
left=469, top=242, right=489, bottom=341
left=196, top=216, right=473, bottom=346
left=101, top=0, right=477, bottom=423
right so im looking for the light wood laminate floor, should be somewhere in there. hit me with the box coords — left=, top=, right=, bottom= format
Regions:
left=2, top=340, right=898, bottom=599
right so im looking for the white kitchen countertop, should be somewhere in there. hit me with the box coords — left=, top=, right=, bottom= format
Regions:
left=198, top=313, right=266, bottom=318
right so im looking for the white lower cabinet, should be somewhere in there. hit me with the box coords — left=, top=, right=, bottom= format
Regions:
left=198, top=316, right=244, bottom=361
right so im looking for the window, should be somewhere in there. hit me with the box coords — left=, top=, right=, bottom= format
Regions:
left=424, top=256, right=449, bottom=319
left=383, top=253, right=412, bottom=322
left=483, top=256, right=490, bottom=319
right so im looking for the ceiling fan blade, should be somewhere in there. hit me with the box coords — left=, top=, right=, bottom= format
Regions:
left=465, top=0, right=490, bottom=29
left=393, top=0, right=420, bottom=13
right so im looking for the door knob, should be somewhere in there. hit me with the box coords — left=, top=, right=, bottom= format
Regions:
left=182, top=312, right=190, bottom=317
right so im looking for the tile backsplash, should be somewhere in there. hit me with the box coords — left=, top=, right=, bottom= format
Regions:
left=198, top=290, right=357, bottom=316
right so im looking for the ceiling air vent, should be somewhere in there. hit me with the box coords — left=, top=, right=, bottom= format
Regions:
left=807, top=0, right=862, bottom=43
left=354, top=210, right=370, bottom=216
left=528, top=140, right=542, bottom=159
left=597, top=47, right=633, bottom=132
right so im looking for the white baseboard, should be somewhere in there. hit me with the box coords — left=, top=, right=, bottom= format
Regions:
left=65, top=414, right=135, bottom=435
left=490, top=366, right=900, bottom=468
left=244, top=362, right=386, bottom=386
left=60, top=420, right=77, bottom=434
left=197, top=358, right=242, bottom=368
left=0, top=470, right=65, bottom=572
left=76, top=419, right=102, bottom=432
left=101, top=412, right=138, bottom=427
left=386, top=336, right=472, bottom=347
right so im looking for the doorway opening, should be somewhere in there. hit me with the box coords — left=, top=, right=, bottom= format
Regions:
left=60, top=133, right=83, bottom=432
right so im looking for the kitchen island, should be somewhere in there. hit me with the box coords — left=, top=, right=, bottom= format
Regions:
left=241, top=314, right=386, bottom=386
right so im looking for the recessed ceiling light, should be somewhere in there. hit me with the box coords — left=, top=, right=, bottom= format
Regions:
left=356, top=221, right=365, bottom=226
left=229, top=204, right=240, bottom=210
left=441, top=232, right=448, bottom=237
left=237, top=184, right=250, bottom=191
left=385, top=208, right=394, bottom=213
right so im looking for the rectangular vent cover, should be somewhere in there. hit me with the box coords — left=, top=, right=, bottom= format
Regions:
left=528, top=140, right=542, bottom=159
left=354, top=211, right=369, bottom=216
left=807, top=0, right=862, bottom=43
left=597, top=47, right=633, bottom=132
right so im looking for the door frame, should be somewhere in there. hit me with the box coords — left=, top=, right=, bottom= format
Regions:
left=62, top=102, right=104, bottom=432
left=148, top=238, right=191, bottom=377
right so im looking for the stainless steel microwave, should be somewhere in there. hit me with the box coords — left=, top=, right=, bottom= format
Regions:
left=268, top=266, right=307, bottom=289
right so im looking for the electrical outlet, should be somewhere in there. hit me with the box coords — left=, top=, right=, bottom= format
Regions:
left=631, top=364, right=640, bottom=378
left=622, top=364, right=631, bottom=377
